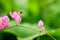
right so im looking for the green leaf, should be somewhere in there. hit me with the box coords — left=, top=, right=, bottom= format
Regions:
left=2, top=21, right=60, bottom=40
left=3, top=21, right=40, bottom=40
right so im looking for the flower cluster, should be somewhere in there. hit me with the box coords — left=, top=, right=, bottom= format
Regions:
left=10, top=11, right=21, bottom=25
left=0, top=11, right=22, bottom=30
left=0, top=16, right=9, bottom=30
left=0, top=11, right=45, bottom=33
left=38, top=20, right=45, bottom=32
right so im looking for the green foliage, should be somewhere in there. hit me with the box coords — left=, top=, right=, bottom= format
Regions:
left=0, top=21, right=59, bottom=40
left=0, top=0, right=19, bottom=16
left=0, top=0, right=60, bottom=40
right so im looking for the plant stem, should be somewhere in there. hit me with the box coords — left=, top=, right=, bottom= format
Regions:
left=9, top=25, right=56, bottom=40
left=19, top=25, right=40, bottom=32
left=19, top=25, right=56, bottom=40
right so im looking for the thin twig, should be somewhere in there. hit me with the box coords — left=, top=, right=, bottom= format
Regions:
left=19, top=25, right=39, bottom=32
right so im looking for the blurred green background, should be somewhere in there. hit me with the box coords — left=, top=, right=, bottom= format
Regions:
left=0, top=0, right=60, bottom=40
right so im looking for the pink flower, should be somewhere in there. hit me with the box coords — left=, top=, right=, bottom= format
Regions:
left=38, top=20, right=44, bottom=27
left=38, top=20, right=45, bottom=32
left=0, top=17, right=4, bottom=30
left=40, top=26, right=45, bottom=32
left=10, top=11, right=21, bottom=25
left=15, top=16, right=21, bottom=23
left=0, top=16, right=10, bottom=30
left=10, top=11, right=21, bottom=19
left=2, top=16, right=9, bottom=23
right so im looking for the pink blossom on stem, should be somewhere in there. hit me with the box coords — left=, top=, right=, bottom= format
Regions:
left=40, top=26, right=45, bottom=32
left=0, top=16, right=10, bottom=30
left=38, top=20, right=44, bottom=27
left=10, top=11, right=21, bottom=25
left=38, top=20, right=45, bottom=32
